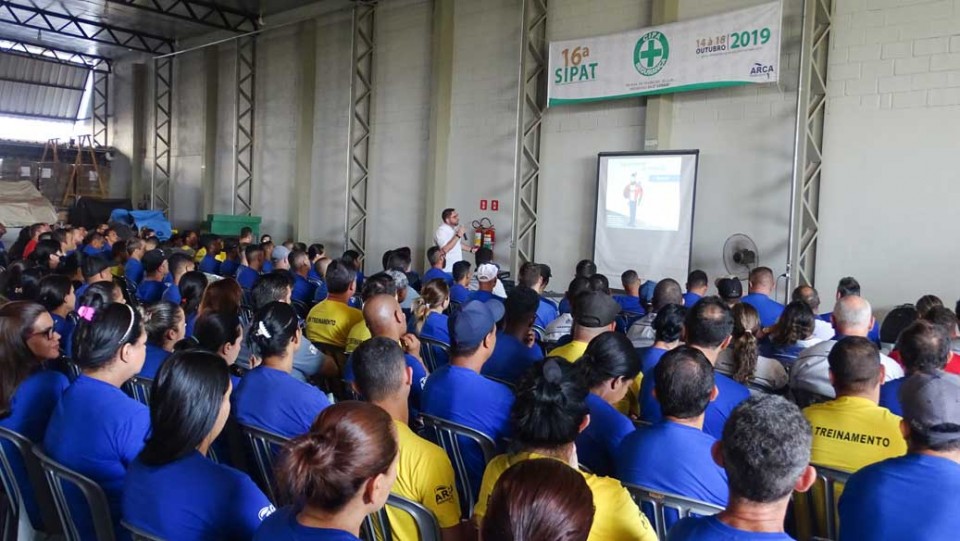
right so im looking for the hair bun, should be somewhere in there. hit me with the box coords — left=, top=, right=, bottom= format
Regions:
left=543, top=359, right=563, bottom=384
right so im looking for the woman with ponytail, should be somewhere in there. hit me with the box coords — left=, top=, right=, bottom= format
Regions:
left=573, top=332, right=641, bottom=477
left=178, top=270, right=208, bottom=336
left=473, top=358, right=655, bottom=541
left=254, top=401, right=398, bottom=541
left=176, top=310, right=245, bottom=386
left=37, top=274, right=76, bottom=355
left=139, top=301, right=186, bottom=379
left=412, top=279, right=450, bottom=343
left=44, top=302, right=149, bottom=539
left=715, top=303, right=788, bottom=392
left=123, top=351, right=273, bottom=540
left=233, top=302, right=330, bottom=438
left=760, top=300, right=820, bottom=365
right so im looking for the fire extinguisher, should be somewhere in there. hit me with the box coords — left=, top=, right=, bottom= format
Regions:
left=472, top=218, right=495, bottom=250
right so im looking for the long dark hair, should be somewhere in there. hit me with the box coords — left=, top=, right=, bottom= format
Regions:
left=37, top=274, right=73, bottom=312
left=482, top=459, right=594, bottom=541
left=576, top=332, right=641, bottom=390
left=0, top=301, right=48, bottom=417
left=30, top=239, right=61, bottom=269
left=730, top=303, right=760, bottom=384
left=139, top=350, right=230, bottom=466
left=178, top=271, right=207, bottom=315
left=511, top=358, right=589, bottom=451
left=277, top=402, right=397, bottom=511
left=248, top=302, right=298, bottom=359
left=770, top=301, right=815, bottom=347
left=142, top=301, right=184, bottom=346
left=176, top=310, right=241, bottom=354
left=72, top=303, right=143, bottom=370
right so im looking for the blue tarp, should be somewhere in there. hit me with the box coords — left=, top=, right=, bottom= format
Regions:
left=109, top=209, right=172, bottom=241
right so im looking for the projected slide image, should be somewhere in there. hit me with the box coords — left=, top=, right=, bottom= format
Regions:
left=604, top=156, right=682, bottom=231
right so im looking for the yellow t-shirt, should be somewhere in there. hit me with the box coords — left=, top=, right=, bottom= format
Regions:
left=803, top=395, right=907, bottom=472
left=615, top=372, right=644, bottom=417
left=388, top=420, right=461, bottom=539
left=305, top=300, right=364, bottom=348
left=474, top=452, right=656, bottom=541
left=345, top=321, right=372, bottom=354
left=548, top=340, right=589, bottom=363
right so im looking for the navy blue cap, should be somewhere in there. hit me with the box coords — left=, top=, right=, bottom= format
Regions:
left=449, top=300, right=505, bottom=349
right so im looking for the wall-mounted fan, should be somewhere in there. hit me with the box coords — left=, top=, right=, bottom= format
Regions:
left=723, top=234, right=758, bottom=280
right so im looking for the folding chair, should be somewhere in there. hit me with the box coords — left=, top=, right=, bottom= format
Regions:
left=624, top=483, right=724, bottom=539
left=0, top=427, right=60, bottom=536
left=291, top=300, right=310, bottom=321
left=32, top=446, right=115, bottom=541
left=122, top=375, right=154, bottom=406
left=419, top=337, right=450, bottom=373
left=237, top=423, right=290, bottom=505
left=419, top=414, right=497, bottom=519
left=616, top=311, right=645, bottom=334
left=121, top=520, right=166, bottom=541
left=361, top=493, right=442, bottom=541
left=791, top=464, right=851, bottom=541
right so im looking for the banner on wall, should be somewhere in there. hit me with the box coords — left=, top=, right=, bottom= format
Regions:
left=547, top=1, right=782, bottom=107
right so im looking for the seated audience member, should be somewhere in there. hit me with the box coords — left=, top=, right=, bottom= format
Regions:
left=761, top=301, right=821, bottom=364
left=254, top=402, right=398, bottom=541
left=915, top=294, right=944, bottom=319
left=481, top=459, right=594, bottom=541
left=637, top=304, right=685, bottom=374
left=548, top=291, right=620, bottom=362
left=351, top=338, right=462, bottom=540
left=288, top=249, right=316, bottom=304
left=473, top=359, right=656, bottom=541
left=880, top=320, right=948, bottom=416
left=669, top=395, right=816, bottom=540
left=715, top=303, right=788, bottom=392
left=139, top=301, right=185, bottom=379
left=518, top=261, right=559, bottom=329
left=469, top=248, right=507, bottom=298
left=627, top=278, right=684, bottom=348
left=482, top=286, right=544, bottom=384
left=182, top=311, right=245, bottom=386
left=344, top=273, right=397, bottom=354
left=683, top=269, right=708, bottom=308
left=423, top=246, right=453, bottom=285
left=422, top=300, right=513, bottom=500
left=575, top=332, right=640, bottom=477
left=790, top=295, right=903, bottom=405
left=819, top=277, right=881, bottom=344
left=306, top=244, right=325, bottom=279
left=81, top=231, right=107, bottom=257
left=469, top=263, right=503, bottom=303
left=76, top=255, right=115, bottom=298
left=122, top=351, right=274, bottom=539
left=233, top=302, right=330, bottom=438
left=219, top=240, right=241, bottom=278
left=269, top=245, right=291, bottom=272
left=342, top=249, right=365, bottom=291
left=198, top=235, right=223, bottom=275
left=588, top=274, right=609, bottom=295
left=413, top=279, right=451, bottom=344
left=909, top=306, right=960, bottom=374
left=236, top=244, right=264, bottom=290
left=30, top=239, right=63, bottom=272
left=640, top=297, right=749, bottom=438
left=160, top=252, right=196, bottom=305
left=123, top=238, right=146, bottom=286
left=792, top=285, right=835, bottom=341
left=803, top=336, right=907, bottom=472
left=0, top=302, right=70, bottom=529
left=618, top=346, right=728, bottom=515
left=544, top=277, right=592, bottom=343
left=37, top=274, right=76, bottom=355
left=177, top=271, right=208, bottom=336
left=197, top=277, right=243, bottom=318
left=44, top=303, right=149, bottom=539
left=558, top=259, right=596, bottom=314
left=449, top=261, right=472, bottom=305
left=740, top=267, right=784, bottom=328
left=260, top=241, right=275, bottom=273
left=715, top=277, right=743, bottom=308
left=237, top=227, right=254, bottom=247
left=614, top=270, right=647, bottom=315
left=386, top=268, right=417, bottom=313
left=305, top=259, right=363, bottom=349
left=8, top=266, right=44, bottom=302
left=136, top=249, right=169, bottom=304
left=839, top=371, right=960, bottom=540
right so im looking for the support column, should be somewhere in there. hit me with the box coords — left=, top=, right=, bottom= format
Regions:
left=643, top=0, right=678, bottom=150
left=233, top=36, right=256, bottom=216
left=787, top=0, right=834, bottom=290
left=295, top=21, right=318, bottom=240
left=151, top=56, right=173, bottom=215
left=131, top=63, right=146, bottom=207
left=92, top=70, right=109, bottom=147
left=201, top=47, right=219, bottom=218
left=510, top=0, right=548, bottom=273
left=345, top=1, right=376, bottom=260
left=423, top=0, right=455, bottom=252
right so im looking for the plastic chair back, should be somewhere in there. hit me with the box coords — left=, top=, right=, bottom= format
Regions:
left=624, top=483, right=724, bottom=539
left=237, top=423, right=290, bottom=505
left=419, top=414, right=496, bottom=519
left=121, top=520, right=166, bottom=541
left=32, top=446, right=115, bottom=541
left=361, top=493, right=442, bottom=541
left=122, top=375, right=153, bottom=406
left=419, top=337, right=450, bottom=373
left=0, top=427, right=60, bottom=534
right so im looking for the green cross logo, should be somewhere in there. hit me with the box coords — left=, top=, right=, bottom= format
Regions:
left=634, top=31, right=670, bottom=76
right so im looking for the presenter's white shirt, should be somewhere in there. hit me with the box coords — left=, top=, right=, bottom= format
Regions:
left=434, top=223, right=461, bottom=273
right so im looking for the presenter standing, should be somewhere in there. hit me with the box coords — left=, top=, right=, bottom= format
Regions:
left=623, top=174, right=644, bottom=227
left=434, top=208, right=476, bottom=272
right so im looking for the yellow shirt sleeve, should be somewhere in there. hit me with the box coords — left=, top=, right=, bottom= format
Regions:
left=414, top=445, right=461, bottom=528
left=345, top=321, right=372, bottom=354
left=305, top=301, right=364, bottom=347
left=472, top=454, right=509, bottom=522
left=586, top=475, right=658, bottom=541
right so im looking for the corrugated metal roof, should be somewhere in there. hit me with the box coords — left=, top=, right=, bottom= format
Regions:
left=0, top=52, right=87, bottom=120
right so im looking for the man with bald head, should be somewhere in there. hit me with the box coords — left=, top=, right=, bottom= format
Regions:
left=627, top=278, right=684, bottom=348
left=790, top=295, right=904, bottom=406
left=792, top=285, right=835, bottom=341
left=741, top=266, right=784, bottom=328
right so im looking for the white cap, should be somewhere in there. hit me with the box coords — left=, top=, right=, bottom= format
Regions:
left=476, top=263, right=499, bottom=283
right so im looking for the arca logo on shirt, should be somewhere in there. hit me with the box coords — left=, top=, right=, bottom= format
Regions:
left=434, top=485, right=455, bottom=505
left=258, top=504, right=277, bottom=521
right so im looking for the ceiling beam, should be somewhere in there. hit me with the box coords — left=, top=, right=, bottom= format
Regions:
left=0, top=1, right=174, bottom=54
left=0, top=38, right=112, bottom=72
left=104, top=0, right=258, bottom=33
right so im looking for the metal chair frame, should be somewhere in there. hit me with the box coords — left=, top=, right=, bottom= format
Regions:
left=418, top=337, right=450, bottom=373
left=361, top=493, right=442, bottom=541
left=624, top=483, right=724, bottom=540
left=32, top=446, right=116, bottom=541
left=419, top=414, right=497, bottom=519
left=121, top=519, right=166, bottom=541
left=237, top=423, right=290, bottom=506
left=122, top=375, right=154, bottom=406
left=793, top=464, right=851, bottom=541
left=0, top=427, right=61, bottom=536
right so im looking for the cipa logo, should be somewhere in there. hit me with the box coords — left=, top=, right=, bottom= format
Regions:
left=750, top=63, right=775, bottom=78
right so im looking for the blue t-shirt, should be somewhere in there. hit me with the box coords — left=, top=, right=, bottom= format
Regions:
left=123, top=451, right=273, bottom=540
left=52, top=312, right=76, bottom=357
left=44, top=375, right=150, bottom=540
left=198, top=254, right=221, bottom=275
left=423, top=267, right=454, bottom=285
left=422, top=365, right=514, bottom=498
left=311, top=280, right=329, bottom=304
left=0, top=371, right=70, bottom=529
left=262, top=261, right=274, bottom=273
left=344, top=353, right=426, bottom=417
left=617, top=421, right=728, bottom=516
left=232, top=366, right=331, bottom=438
left=236, top=266, right=260, bottom=290
left=637, top=346, right=668, bottom=375
left=668, top=516, right=793, bottom=540
left=741, top=293, right=785, bottom=328
left=481, top=332, right=544, bottom=384
left=140, top=344, right=171, bottom=380
left=292, top=274, right=317, bottom=304
left=160, top=282, right=181, bottom=305
left=639, top=280, right=657, bottom=305
left=124, top=259, right=144, bottom=286
left=614, top=294, right=646, bottom=315
left=468, top=290, right=501, bottom=303
left=254, top=507, right=361, bottom=541
left=558, top=297, right=572, bottom=314
left=535, top=297, right=559, bottom=329
left=576, top=393, right=634, bottom=477
left=758, top=339, right=805, bottom=365
left=683, top=291, right=702, bottom=307
left=185, top=312, right=198, bottom=337
left=839, top=453, right=960, bottom=541
left=449, top=284, right=470, bottom=304
left=878, top=376, right=905, bottom=417
left=419, top=312, right=450, bottom=344
left=640, top=372, right=748, bottom=439
left=221, top=259, right=240, bottom=278
left=136, top=280, right=166, bottom=304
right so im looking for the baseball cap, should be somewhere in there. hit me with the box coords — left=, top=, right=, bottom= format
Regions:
left=449, top=300, right=505, bottom=349
left=272, top=245, right=291, bottom=262
left=539, top=263, right=553, bottom=281
left=900, top=370, right=960, bottom=444
left=81, top=255, right=114, bottom=278
left=716, top=277, right=743, bottom=300
left=142, top=249, right=167, bottom=273
left=574, top=291, right=621, bottom=328
left=476, top=263, right=499, bottom=283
